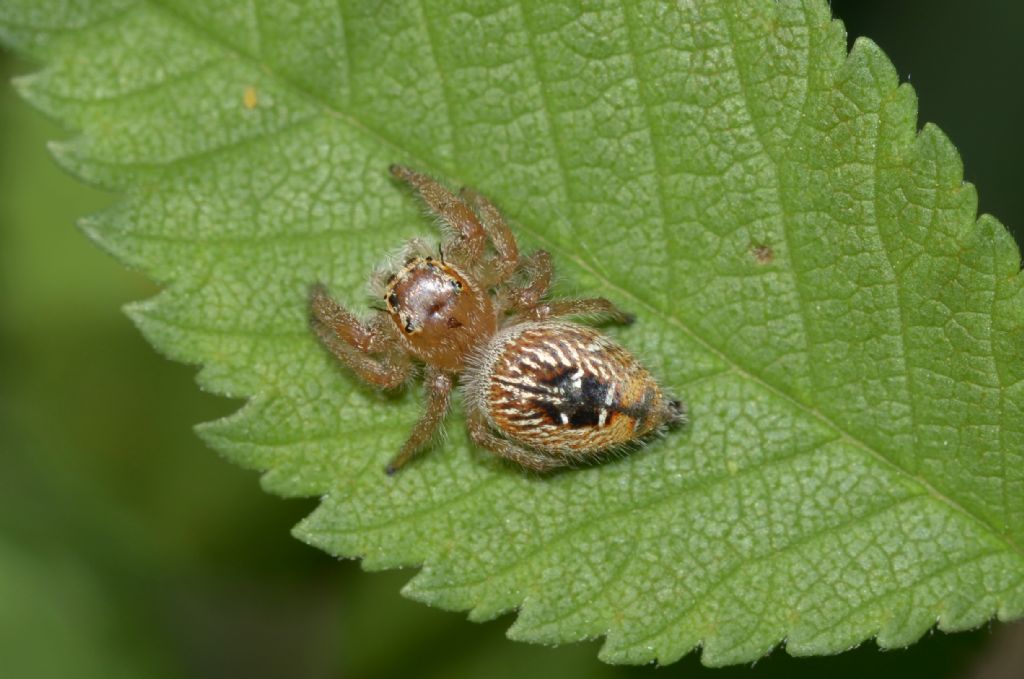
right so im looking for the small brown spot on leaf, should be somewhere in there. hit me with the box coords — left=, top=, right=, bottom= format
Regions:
left=751, top=243, right=774, bottom=264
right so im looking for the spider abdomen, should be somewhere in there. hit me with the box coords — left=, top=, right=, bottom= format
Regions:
left=471, top=321, right=682, bottom=459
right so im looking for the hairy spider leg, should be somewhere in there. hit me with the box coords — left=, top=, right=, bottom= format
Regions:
left=390, top=165, right=487, bottom=263
left=459, top=186, right=520, bottom=286
left=385, top=368, right=454, bottom=474
left=310, top=284, right=411, bottom=389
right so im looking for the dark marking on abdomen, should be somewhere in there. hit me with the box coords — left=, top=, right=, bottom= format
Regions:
left=523, top=367, right=617, bottom=429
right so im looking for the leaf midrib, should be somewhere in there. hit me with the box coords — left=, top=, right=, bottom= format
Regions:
left=137, top=0, right=1021, bottom=562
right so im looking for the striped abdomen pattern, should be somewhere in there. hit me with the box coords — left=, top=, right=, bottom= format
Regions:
left=480, top=321, right=677, bottom=455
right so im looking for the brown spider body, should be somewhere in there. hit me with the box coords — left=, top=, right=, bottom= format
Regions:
left=310, top=165, right=685, bottom=474
left=469, top=321, right=677, bottom=456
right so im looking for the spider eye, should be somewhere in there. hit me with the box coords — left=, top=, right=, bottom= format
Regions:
left=388, top=293, right=399, bottom=308
left=451, top=279, right=462, bottom=290
left=404, top=319, right=414, bottom=333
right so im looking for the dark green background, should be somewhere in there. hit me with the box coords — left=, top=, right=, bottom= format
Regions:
left=1, top=2, right=1021, bottom=677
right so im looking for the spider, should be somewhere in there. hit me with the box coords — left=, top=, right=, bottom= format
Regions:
left=310, top=165, right=685, bottom=474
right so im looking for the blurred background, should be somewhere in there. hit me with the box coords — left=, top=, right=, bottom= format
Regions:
left=1, top=2, right=1021, bottom=677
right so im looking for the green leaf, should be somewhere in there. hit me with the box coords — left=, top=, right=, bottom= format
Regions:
left=3, top=0, right=1023, bottom=666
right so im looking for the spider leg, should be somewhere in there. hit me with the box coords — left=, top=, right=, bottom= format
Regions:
left=524, top=297, right=635, bottom=325
left=389, top=165, right=486, bottom=263
left=385, top=368, right=454, bottom=474
left=310, top=284, right=411, bottom=389
left=459, top=186, right=519, bottom=285
left=465, top=406, right=562, bottom=473
left=499, top=251, right=633, bottom=324
left=503, top=249, right=553, bottom=311
left=311, top=283, right=393, bottom=352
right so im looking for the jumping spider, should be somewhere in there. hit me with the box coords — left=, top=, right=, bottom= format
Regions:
left=310, top=165, right=685, bottom=474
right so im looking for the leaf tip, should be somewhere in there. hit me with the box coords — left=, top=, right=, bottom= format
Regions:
left=845, top=35, right=899, bottom=89
left=46, top=137, right=87, bottom=176
left=76, top=212, right=114, bottom=252
left=193, top=418, right=226, bottom=449
left=121, top=297, right=149, bottom=327
left=10, top=71, right=40, bottom=99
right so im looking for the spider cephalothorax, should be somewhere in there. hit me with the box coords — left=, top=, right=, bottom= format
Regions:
left=310, top=165, right=685, bottom=474
left=380, top=253, right=493, bottom=370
